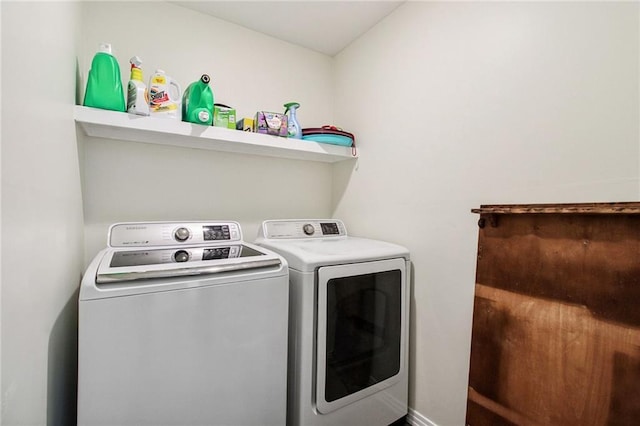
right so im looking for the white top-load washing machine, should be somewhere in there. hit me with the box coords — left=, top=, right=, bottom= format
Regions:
left=256, top=219, right=410, bottom=426
left=78, top=221, right=289, bottom=426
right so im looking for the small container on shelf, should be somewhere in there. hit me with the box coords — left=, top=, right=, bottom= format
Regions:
left=213, top=104, right=236, bottom=129
left=255, top=111, right=288, bottom=137
left=236, top=118, right=254, bottom=132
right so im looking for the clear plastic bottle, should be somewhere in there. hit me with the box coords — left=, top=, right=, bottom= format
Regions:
left=83, top=43, right=126, bottom=112
left=284, top=102, right=302, bottom=139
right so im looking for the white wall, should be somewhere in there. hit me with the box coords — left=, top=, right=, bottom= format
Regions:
left=2, top=1, right=638, bottom=425
left=332, top=2, right=639, bottom=425
left=1, top=1, right=84, bottom=425
left=78, top=1, right=337, bottom=262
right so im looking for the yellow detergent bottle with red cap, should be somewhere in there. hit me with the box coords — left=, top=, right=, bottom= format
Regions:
left=148, top=69, right=181, bottom=119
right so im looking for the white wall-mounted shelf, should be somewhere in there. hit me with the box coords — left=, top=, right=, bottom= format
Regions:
left=74, top=106, right=357, bottom=163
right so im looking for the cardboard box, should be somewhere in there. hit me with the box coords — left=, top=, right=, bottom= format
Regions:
left=254, top=111, right=288, bottom=137
left=213, top=105, right=236, bottom=129
left=236, top=118, right=255, bottom=132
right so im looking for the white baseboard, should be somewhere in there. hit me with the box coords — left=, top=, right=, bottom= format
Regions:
left=407, top=407, right=438, bottom=426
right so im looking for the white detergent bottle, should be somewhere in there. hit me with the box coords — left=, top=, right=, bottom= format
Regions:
left=126, top=56, right=149, bottom=116
left=148, top=69, right=181, bottom=119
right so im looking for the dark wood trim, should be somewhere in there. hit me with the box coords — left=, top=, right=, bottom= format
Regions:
left=471, top=202, right=640, bottom=215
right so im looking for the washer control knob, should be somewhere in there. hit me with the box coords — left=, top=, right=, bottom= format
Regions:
left=174, top=227, right=190, bottom=242
left=173, top=250, right=190, bottom=263
left=303, top=224, right=315, bottom=236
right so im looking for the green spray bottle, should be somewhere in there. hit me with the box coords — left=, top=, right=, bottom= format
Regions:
left=182, top=74, right=214, bottom=125
left=83, top=43, right=126, bottom=112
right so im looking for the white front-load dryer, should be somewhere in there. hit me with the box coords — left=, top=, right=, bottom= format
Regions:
left=78, top=221, right=289, bottom=426
left=256, top=219, right=410, bottom=426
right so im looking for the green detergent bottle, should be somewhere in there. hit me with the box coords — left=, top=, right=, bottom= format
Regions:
left=182, top=74, right=214, bottom=125
left=83, top=43, right=126, bottom=112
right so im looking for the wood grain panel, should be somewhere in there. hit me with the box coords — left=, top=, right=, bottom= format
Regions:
left=468, top=285, right=640, bottom=425
left=467, top=205, right=640, bottom=426
left=475, top=214, right=640, bottom=326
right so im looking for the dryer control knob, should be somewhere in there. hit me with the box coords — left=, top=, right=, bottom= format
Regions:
left=173, top=250, right=190, bottom=263
left=174, top=227, right=190, bottom=242
left=303, top=224, right=315, bottom=236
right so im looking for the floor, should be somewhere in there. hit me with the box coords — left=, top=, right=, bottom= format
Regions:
left=389, top=415, right=410, bottom=426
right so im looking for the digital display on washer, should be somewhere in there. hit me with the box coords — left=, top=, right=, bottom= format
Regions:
left=321, top=222, right=340, bottom=235
left=109, top=245, right=264, bottom=267
left=203, top=246, right=263, bottom=260
left=203, top=225, right=230, bottom=241
left=202, top=247, right=230, bottom=260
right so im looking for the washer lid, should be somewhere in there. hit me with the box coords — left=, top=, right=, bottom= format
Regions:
left=257, top=236, right=409, bottom=272
left=96, top=242, right=282, bottom=284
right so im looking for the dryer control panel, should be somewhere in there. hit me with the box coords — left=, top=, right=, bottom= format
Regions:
left=109, top=221, right=242, bottom=247
left=261, top=220, right=347, bottom=239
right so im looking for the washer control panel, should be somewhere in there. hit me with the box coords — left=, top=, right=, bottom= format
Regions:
left=108, top=245, right=256, bottom=267
left=109, top=221, right=242, bottom=248
left=262, top=220, right=346, bottom=239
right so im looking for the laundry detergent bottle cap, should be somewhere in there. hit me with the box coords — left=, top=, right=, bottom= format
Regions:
left=126, top=56, right=149, bottom=116
left=182, top=74, right=214, bottom=125
left=99, top=43, right=111, bottom=54
left=83, top=42, right=126, bottom=112
left=284, top=102, right=302, bottom=139
left=149, top=69, right=182, bottom=119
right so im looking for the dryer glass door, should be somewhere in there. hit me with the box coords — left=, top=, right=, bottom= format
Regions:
left=316, top=257, right=407, bottom=414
